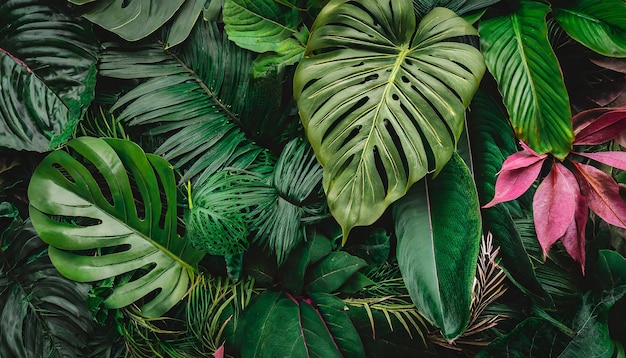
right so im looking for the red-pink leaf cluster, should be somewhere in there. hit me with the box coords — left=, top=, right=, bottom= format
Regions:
left=484, top=107, right=626, bottom=273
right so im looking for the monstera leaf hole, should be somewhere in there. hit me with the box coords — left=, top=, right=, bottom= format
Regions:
left=295, top=1, right=485, bottom=239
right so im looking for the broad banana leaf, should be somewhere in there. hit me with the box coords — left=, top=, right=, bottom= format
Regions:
left=554, top=0, right=626, bottom=58
left=479, top=0, right=574, bottom=159
left=294, top=0, right=485, bottom=239
left=28, top=137, right=205, bottom=317
left=393, top=153, right=481, bottom=341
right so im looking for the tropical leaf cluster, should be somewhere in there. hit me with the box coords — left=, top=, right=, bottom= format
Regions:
left=1, top=0, right=626, bottom=356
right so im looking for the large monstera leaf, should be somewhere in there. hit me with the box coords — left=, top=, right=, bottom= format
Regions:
left=28, top=137, right=205, bottom=317
left=294, top=1, right=485, bottom=238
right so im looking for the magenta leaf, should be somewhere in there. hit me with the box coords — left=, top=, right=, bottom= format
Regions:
left=573, top=108, right=626, bottom=145
left=561, top=196, right=588, bottom=274
left=575, top=151, right=626, bottom=171
left=212, top=343, right=225, bottom=358
left=573, top=162, right=626, bottom=228
left=483, top=151, right=546, bottom=208
left=533, top=163, right=579, bottom=257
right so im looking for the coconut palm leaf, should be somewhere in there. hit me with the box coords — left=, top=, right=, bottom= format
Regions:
left=28, top=137, right=205, bottom=317
left=0, top=217, right=99, bottom=357
left=294, top=1, right=485, bottom=238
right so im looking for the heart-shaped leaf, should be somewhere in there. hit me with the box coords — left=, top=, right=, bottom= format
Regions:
left=295, top=1, right=485, bottom=238
left=554, top=0, right=626, bottom=58
left=479, top=0, right=574, bottom=159
left=393, top=153, right=481, bottom=341
left=28, top=137, right=205, bottom=317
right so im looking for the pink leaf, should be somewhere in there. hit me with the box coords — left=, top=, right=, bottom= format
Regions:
left=560, top=196, right=588, bottom=274
left=572, top=162, right=626, bottom=228
left=573, top=108, right=626, bottom=145
left=213, top=343, right=225, bottom=358
left=575, top=151, right=626, bottom=171
left=533, top=163, right=579, bottom=256
left=483, top=151, right=546, bottom=208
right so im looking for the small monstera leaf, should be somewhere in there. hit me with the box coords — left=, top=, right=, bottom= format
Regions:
left=294, top=0, right=485, bottom=239
left=28, top=137, right=205, bottom=317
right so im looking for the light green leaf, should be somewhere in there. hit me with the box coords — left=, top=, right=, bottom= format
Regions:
left=253, top=35, right=307, bottom=77
left=554, top=0, right=626, bottom=58
left=479, top=0, right=574, bottom=159
left=28, top=137, right=205, bottom=317
left=71, top=0, right=185, bottom=41
left=393, top=153, right=481, bottom=341
left=294, top=1, right=485, bottom=238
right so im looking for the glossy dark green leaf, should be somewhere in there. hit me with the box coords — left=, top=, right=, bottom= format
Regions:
left=478, top=287, right=626, bottom=357
left=345, top=227, right=391, bottom=266
left=554, top=0, right=626, bottom=58
left=295, top=1, right=485, bottom=238
left=305, top=251, right=367, bottom=294
left=1, top=0, right=98, bottom=116
left=70, top=0, right=185, bottom=41
left=596, top=250, right=626, bottom=288
left=164, top=0, right=206, bottom=48
left=479, top=0, right=574, bottom=159
left=393, top=153, right=481, bottom=341
left=28, top=137, right=204, bottom=317
left=467, top=91, right=550, bottom=304
left=240, top=291, right=343, bottom=358
left=0, top=53, right=74, bottom=152
left=282, top=231, right=332, bottom=294
left=0, top=220, right=97, bottom=357
left=413, top=0, right=502, bottom=17
left=311, top=293, right=366, bottom=358
left=336, top=272, right=375, bottom=294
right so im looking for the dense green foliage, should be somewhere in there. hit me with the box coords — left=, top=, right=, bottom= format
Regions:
left=1, top=0, right=626, bottom=356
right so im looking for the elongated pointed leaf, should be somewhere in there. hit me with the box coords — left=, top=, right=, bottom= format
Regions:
left=573, top=161, right=626, bottom=228
left=533, top=162, right=579, bottom=256
left=573, top=108, right=626, bottom=145
left=28, top=137, right=204, bottom=317
left=164, top=0, right=206, bottom=48
left=1, top=0, right=97, bottom=116
left=295, top=2, right=485, bottom=238
left=467, top=91, right=551, bottom=303
left=561, top=196, right=587, bottom=273
left=554, top=0, right=626, bottom=58
left=576, top=151, right=626, bottom=171
left=305, top=251, right=367, bottom=294
left=597, top=250, right=626, bottom=288
left=479, top=0, right=573, bottom=159
left=393, top=153, right=481, bottom=341
left=413, top=0, right=502, bottom=17
left=72, top=0, right=185, bottom=41
left=483, top=150, right=546, bottom=208
left=0, top=52, right=74, bottom=152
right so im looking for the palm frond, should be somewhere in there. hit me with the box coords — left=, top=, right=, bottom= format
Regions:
left=343, top=295, right=429, bottom=344
left=253, top=138, right=326, bottom=263
left=101, top=21, right=267, bottom=183
left=186, top=274, right=257, bottom=355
